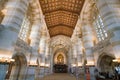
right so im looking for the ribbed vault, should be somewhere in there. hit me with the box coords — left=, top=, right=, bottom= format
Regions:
left=39, top=0, right=85, bottom=37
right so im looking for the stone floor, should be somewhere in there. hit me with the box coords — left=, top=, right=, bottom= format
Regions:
left=40, top=73, right=84, bottom=80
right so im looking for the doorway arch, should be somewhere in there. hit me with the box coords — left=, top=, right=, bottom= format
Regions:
left=97, top=53, right=115, bottom=72
left=53, top=49, right=68, bottom=73
left=9, top=53, right=27, bottom=80
left=54, top=51, right=67, bottom=65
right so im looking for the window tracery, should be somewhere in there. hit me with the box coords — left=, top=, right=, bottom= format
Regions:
left=19, top=16, right=31, bottom=43
left=94, top=15, right=108, bottom=41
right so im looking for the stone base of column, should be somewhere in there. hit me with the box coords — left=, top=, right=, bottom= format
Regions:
left=71, top=67, right=76, bottom=74
left=44, top=67, right=50, bottom=76
left=78, top=67, right=85, bottom=79
left=25, top=66, right=36, bottom=80
left=39, top=67, right=44, bottom=78
left=86, top=66, right=96, bottom=80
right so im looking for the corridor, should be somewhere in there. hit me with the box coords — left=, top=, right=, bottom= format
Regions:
left=41, top=73, right=84, bottom=80
left=1, top=0, right=120, bottom=80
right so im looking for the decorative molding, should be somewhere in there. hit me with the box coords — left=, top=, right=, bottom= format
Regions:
left=15, top=38, right=32, bottom=53
left=93, top=38, right=110, bottom=52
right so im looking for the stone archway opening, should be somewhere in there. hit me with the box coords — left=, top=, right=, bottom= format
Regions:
left=57, top=54, right=64, bottom=64
left=98, top=54, right=115, bottom=73
left=53, top=49, right=68, bottom=73
left=8, top=54, right=27, bottom=80
left=54, top=51, right=67, bottom=65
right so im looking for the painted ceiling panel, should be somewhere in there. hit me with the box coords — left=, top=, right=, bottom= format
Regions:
left=39, top=0, right=85, bottom=37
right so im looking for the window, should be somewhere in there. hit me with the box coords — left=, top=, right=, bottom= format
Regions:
left=19, top=16, right=31, bottom=42
left=94, top=15, right=107, bottom=41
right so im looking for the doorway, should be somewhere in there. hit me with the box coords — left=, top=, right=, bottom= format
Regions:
left=8, top=54, right=27, bottom=80
left=98, top=54, right=115, bottom=73
left=53, top=51, right=68, bottom=73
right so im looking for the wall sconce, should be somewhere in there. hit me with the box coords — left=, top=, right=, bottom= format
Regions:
left=45, top=64, right=50, bottom=67
left=29, top=62, right=38, bottom=67
left=78, top=62, right=82, bottom=67
left=113, top=58, right=120, bottom=63
left=72, top=64, right=76, bottom=67
left=40, top=63, right=45, bottom=67
left=86, top=61, right=95, bottom=66
left=0, top=57, right=15, bottom=64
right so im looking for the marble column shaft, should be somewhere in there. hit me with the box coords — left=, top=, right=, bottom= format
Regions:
left=30, top=22, right=41, bottom=50
left=82, top=25, right=94, bottom=64
left=38, top=32, right=46, bottom=78
left=76, top=38, right=83, bottom=63
left=39, top=37, right=46, bottom=63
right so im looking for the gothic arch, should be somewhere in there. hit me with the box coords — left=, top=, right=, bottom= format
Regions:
left=97, top=52, right=115, bottom=72
left=53, top=49, right=67, bottom=65
left=9, top=53, right=27, bottom=80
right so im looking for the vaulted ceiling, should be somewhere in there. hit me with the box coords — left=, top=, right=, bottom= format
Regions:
left=39, top=0, right=85, bottom=37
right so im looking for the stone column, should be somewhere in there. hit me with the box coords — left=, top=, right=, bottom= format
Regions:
left=76, top=38, right=83, bottom=66
left=39, top=30, right=46, bottom=78
left=26, top=66, right=36, bottom=80
left=49, top=47, right=53, bottom=74
left=96, top=0, right=120, bottom=59
left=68, top=47, right=72, bottom=73
left=29, top=0, right=42, bottom=79
left=45, top=40, right=49, bottom=57
left=30, top=21, right=41, bottom=61
left=82, top=25, right=95, bottom=80
left=73, top=44, right=77, bottom=59
left=0, top=0, right=29, bottom=57
left=29, top=21, right=41, bottom=80
left=71, top=44, right=77, bottom=73
left=44, top=56, right=50, bottom=75
left=82, top=25, right=94, bottom=66
left=44, top=41, right=50, bottom=76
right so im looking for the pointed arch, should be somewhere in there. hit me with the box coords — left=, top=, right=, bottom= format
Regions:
left=97, top=52, right=115, bottom=72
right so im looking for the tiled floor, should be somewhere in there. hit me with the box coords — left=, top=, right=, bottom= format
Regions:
left=40, top=73, right=84, bottom=80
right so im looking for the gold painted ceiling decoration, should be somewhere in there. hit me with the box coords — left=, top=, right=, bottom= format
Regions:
left=39, top=0, right=85, bottom=37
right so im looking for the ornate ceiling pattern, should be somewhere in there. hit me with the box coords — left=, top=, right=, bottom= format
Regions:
left=50, top=35, right=72, bottom=53
left=39, top=0, right=85, bottom=37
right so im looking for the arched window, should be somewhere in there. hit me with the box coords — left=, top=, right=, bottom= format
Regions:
left=93, top=5, right=108, bottom=42
left=19, top=16, right=31, bottom=43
